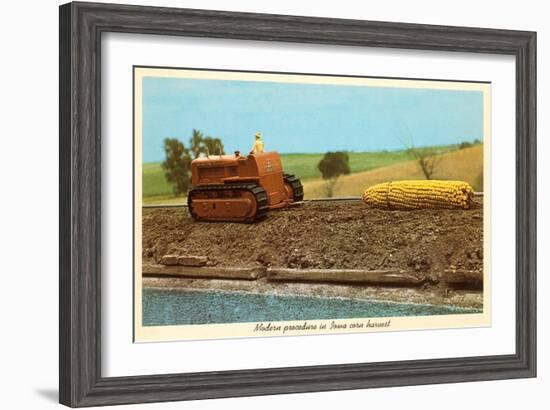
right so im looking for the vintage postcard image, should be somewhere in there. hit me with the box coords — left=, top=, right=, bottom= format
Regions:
left=133, top=67, right=491, bottom=342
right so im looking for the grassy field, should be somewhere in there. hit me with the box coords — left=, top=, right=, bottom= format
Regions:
left=279, top=151, right=419, bottom=181
left=142, top=162, right=173, bottom=198
left=142, top=144, right=469, bottom=204
left=303, top=145, right=483, bottom=198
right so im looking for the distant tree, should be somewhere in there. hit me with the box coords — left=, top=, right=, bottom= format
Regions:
left=406, top=145, right=440, bottom=180
left=393, top=121, right=443, bottom=181
left=202, top=136, right=225, bottom=156
left=473, top=138, right=482, bottom=145
left=161, top=138, right=192, bottom=195
left=318, top=151, right=351, bottom=197
left=189, top=129, right=205, bottom=159
left=161, top=130, right=226, bottom=196
left=189, top=128, right=225, bottom=158
left=459, top=141, right=473, bottom=149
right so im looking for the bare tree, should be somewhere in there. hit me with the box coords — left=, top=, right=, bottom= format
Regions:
left=406, top=145, right=440, bottom=180
left=394, top=123, right=440, bottom=180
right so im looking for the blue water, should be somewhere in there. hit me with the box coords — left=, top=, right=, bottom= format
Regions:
left=142, top=288, right=481, bottom=326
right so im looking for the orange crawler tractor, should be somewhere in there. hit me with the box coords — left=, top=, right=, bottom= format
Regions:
left=187, top=151, right=303, bottom=222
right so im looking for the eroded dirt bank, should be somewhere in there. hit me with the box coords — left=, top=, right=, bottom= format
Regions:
left=142, top=200, right=483, bottom=276
left=142, top=199, right=484, bottom=308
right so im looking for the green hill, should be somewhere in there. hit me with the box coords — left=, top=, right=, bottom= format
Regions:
left=142, top=145, right=463, bottom=204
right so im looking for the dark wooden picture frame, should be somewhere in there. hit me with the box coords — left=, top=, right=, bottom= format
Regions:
left=59, top=1, right=536, bottom=407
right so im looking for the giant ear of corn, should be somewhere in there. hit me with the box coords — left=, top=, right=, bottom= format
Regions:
left=362, top=180, right=474, bottom=210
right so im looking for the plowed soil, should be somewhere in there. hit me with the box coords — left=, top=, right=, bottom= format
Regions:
left=142, top=199, right=483, bottom=282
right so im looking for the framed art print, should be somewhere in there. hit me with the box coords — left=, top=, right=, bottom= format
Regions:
left=133, top=66, right=491, bottom=342
left=59, top=2, right=536, bottom=407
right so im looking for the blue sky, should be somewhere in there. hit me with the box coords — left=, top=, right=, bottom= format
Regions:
left=141, top=76, right=484, bottom=163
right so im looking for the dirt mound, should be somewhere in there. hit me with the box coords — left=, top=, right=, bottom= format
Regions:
left=142, top=199, right=483, bottom=281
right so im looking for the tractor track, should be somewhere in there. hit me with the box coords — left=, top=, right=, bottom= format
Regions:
left=187, top=182, right=269, bottom=222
